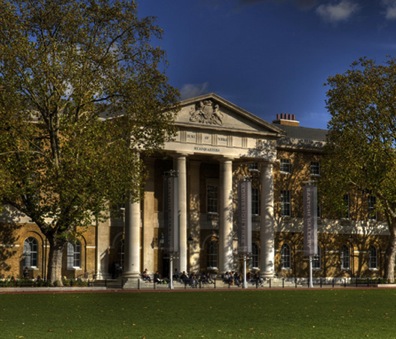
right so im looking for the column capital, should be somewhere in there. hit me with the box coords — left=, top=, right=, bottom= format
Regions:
left=173, top=151, right=190, bottom=158
left=218, top=156, right=235, bottom=162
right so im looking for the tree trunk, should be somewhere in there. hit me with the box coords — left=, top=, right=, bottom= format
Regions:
left=384, top=223, right=396, bottom=283
left=47, top=240, right=65, bottom=286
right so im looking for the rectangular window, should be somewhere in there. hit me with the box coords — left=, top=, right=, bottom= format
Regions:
left=280, top=159, right=292, bottom=173
left=369, top=246, right=377, bottom=269
left=312, top=247, right=321, bottom=269
left=343, top=194, right=350, bottom=219
left=252, top=188, right=259, bottom=216
left=251, top=243, right=259, bottom=269
left=310, top=161, right=320, bottom=176
left=67, top=242, right=81, bottom=269
left=73, top=242, right=81, bottom=268
left=207, top=242, right=218, bottom=269
left=67, top=243, right=74, bottom=269
left=281, top=190, right=291, bottom=217
left=341, top=246, right=350, bottom=270
left=207, top=184, right=218, bottom=214
left=248, top=163, right=259, bottom=171
left=281, top=244, right=291, bottom=269
left=368, top=195, right=376, bottom=220
left=23, top=238, right=38, bottom=268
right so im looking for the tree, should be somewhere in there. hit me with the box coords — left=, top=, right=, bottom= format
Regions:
left=0, top=0, right=179, bottom=284
left=321, top=57, right=396, bottom=282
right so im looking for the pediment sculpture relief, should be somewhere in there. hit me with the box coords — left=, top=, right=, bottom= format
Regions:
left=189, top=100, right=223, bottom=125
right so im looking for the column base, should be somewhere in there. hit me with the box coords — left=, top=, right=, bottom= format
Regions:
left=261, top=271, right=275, bottom=279
left=94, top=272, right=112, bottom=280
left=122, top=273, right=141, bottom=289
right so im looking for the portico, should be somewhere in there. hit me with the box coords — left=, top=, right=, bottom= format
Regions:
left=122, top=93, right=282, bottom=286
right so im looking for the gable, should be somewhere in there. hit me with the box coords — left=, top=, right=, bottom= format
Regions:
left=163, top=93, right=281, bottom=161
left=175, top=93, right=282, bottom=138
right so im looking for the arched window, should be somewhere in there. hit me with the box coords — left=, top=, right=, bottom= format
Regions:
left=369, top=246, right=377, bottom=269
left=341, top=245, right=350, bottom=270
left=251, top=243, right=259, bottom=269
left=207, top=241, right=218, bottom=269
left=23, top=237, right=38, bottom=268
left=281, top=244, right=291, bottom=269
left=67, top=241, right=81, bottom=269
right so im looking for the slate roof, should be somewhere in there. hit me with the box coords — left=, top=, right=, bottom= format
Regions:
left=273, top=124, right=328, bottom=142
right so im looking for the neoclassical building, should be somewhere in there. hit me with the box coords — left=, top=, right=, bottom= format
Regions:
left=0, top=93, right=389, bottom=284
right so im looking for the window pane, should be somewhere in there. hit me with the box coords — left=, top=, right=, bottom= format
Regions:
left=310, top=162, right=320, bottom=176
left=280, top=159, right=291, bottom=173
left=369, top=246, right=377, bottom=269
left=207, top=185, right=218, bottom=213
left=281, top=244, right=291, bottom=269
left=207, top=241, right=218, bottom=268
left=74, top=241, right=81, bottom=268
left=251, top=243, right=259, bottom=268
left=343, top=194, right=350, bottom=219
left=368, top=196, right=376, bottom=220
left=67, top=241, right=81, bottom=269
left=312, top=246, right=321, bottom=269
left=281, top=190, right=291, bottom=216
left=252, top=188, right=259, bottom=216
left=341, top=245, right=350, bottom=269
left=23, top=238, right=38, bottom=268
left=67, top=243, right=74, bottom=269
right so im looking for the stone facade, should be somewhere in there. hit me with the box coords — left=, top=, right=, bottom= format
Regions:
left=0, top=93, right=389, bottom=282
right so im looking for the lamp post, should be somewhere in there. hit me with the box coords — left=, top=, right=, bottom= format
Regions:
left=168, top=252, right=179, bottom=289
left=242, top=252, right=252, bottom=289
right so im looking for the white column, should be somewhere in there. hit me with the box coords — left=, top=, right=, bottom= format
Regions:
left=260, top=162, right=275, bottom=278
left=219, top=158, right=233, bottom=273
left=123, top=195, right=141, bottom=288
left=188, top=160, right=201, bottom=273
left=176, top=154, right=188, bottom=273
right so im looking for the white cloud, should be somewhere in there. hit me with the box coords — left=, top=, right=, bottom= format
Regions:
left=382, top=0, right=396, bottom=19
left=316, top=1, right=359, bottom=23
left=180, top=82, right=209, bottom=99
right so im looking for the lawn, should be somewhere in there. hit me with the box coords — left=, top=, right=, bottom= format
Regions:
left=1, top=289, right=395, bottom=338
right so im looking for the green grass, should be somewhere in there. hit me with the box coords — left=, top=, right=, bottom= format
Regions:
left=1, top=289, right=396, bottom=338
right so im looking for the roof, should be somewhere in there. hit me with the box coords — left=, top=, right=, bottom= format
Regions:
left=274, top=124, right=328, bottom=142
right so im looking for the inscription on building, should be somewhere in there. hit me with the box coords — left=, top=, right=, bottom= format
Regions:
left=186, top=132, right=196, bottom=143
left=217, top=135, right=228, bottom=146
left=194, top=146, right=221, bottom=153
left=202, top=133, right=212, bottom=144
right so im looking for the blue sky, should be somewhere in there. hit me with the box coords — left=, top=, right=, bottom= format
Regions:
left=138, top=0, right=396, bottom=129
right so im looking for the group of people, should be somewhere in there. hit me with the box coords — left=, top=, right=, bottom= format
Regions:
left=141, top=268, right=264, bottom=287
left=222, top=271, right=264, bottom=287
left=173, top=270, right=215, bottom=287
left=222, top=271, right=242, bottom=286
left=141, top=268, right=168, bottom=284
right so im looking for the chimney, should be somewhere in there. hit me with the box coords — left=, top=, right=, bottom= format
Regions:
left=273, top=113, right=299, bottom=126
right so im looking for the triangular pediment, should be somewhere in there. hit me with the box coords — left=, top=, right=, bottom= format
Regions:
left=175, top=93, right=282, bottom=138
